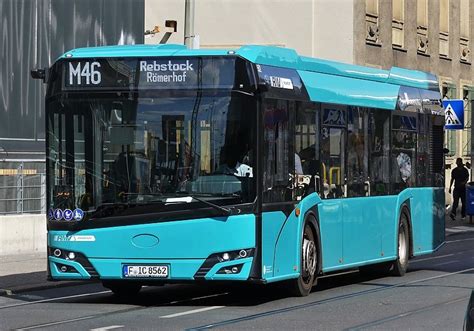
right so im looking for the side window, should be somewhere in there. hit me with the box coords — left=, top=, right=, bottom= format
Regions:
left=347, top=107, right=369, bottom=197
left=263, top=99, right=294, bottom=203
left=295, top=102, right=318, bottom=198
left=369, top=110, right=391, bottom=195
left=392, top=113, right=417, bottom=193
left=320, top=104, right=347, bottom=199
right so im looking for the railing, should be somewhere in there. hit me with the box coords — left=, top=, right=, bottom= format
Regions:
left=0, top=163, right=46, bottom=214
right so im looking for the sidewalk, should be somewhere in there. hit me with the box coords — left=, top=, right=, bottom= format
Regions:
left=1, top=214, right=473, bottom=296
left=0, top=253, right=87, bottom=295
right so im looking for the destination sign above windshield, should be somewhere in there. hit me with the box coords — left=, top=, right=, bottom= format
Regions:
left=63, top=57, right=238, bottom=90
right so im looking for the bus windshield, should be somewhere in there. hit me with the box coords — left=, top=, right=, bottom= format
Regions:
left=46, top=91, right=257, bottom=219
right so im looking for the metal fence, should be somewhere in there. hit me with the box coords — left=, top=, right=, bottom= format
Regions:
left=0, top=163, right=46, bottom=214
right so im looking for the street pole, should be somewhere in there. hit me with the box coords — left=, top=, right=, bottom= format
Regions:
left=184, top=0, right=195, bottom=49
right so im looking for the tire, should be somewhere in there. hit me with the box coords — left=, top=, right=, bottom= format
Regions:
left=288, top=219, right=318, bottom=297
left=102, top=281, right=142, bottom=297
left=391, top=208, right=410, bottom=276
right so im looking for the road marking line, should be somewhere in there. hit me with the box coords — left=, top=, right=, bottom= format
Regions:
left=15, top=315, right=96, bottom=330
left=160, top=306, right=224, bottom=318
left=90, top=325, right=124, bottom=331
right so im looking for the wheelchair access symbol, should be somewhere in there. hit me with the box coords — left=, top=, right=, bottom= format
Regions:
left=73, top=208, right=84, bottom=221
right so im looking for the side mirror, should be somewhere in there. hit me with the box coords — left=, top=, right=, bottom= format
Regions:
left=443, top=148, right=450, bottom=154
left=30, top=68, right=48, bottom=83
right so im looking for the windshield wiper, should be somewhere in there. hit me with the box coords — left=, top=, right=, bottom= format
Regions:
left=167, top=195, right=233, bottom=216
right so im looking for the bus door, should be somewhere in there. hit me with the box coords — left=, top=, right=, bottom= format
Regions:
left=318, top=105, right=346, bottom=270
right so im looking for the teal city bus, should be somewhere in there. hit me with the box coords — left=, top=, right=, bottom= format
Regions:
left=37, top=44, right=445, bottom=297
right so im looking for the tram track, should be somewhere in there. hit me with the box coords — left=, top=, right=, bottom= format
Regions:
left=186, top=267, right=474, bottom=330
left=342, top=295, right=469, bottom=330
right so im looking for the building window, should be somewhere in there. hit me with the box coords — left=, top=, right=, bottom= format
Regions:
left=392, top=0, right=405, bottom=48
left=366, top=0, right=380, bottom=45
left=462, top=87, right=474, bottom=156
left=439, top=0, right=450, bottom=58
left=443, top=83, right=457, bottom=156
left=417, top=0, right=429, bottom=54
left=460, top=0, right=471, bottom=63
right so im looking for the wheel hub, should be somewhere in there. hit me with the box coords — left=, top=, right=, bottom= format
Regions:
left=302, top=238, right=316, bottom=280
left=398, top=228, right=407, bottom=265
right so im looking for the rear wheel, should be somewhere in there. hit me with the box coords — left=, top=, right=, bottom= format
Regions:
left=391, top=209, right=410, bottom=276
left=102, top=281, right=142, bottom=297
left=288, top=220, right=318, bottom=297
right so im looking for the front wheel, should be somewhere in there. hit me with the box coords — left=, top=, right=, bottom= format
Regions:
left=391, top=209, right=410, bottom=276
left=288, top=219, right=318, bottom=297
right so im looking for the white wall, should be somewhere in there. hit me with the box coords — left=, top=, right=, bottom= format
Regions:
left=0, top=214, right=46, bottom=256
left=313, top=0, right=354, bottom=63
left=145, top=0, right=349, bottom=59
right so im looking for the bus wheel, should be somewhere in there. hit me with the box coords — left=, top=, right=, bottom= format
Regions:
left=289, top=220, right=318, bottom=297
left=391, top=209, right=410, bottom=276
left=102, top=281, right=142, bottom=297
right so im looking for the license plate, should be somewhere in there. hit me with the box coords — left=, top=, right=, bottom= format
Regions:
left=123, top=265, right=169, bottom=278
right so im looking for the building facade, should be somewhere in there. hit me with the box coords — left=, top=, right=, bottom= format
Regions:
left=0, top=0, right=144, bottom=213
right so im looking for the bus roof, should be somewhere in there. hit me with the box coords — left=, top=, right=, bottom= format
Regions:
left=60, top=44, right=440, bottom=110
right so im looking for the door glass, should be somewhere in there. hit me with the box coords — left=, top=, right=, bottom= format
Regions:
left=321, top=106, right=346, bottom=199
left=347, top=107, right=369, bottom=197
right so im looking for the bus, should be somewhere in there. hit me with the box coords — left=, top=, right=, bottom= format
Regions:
left=35, top=44, right=445, bottom=297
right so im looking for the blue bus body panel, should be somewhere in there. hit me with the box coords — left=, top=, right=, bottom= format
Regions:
left=298, top=70, right=399, bottom=110
left=265, top=193, right=322, bottom=283
left=58, top=44, right=439, bottom=93
left=48, top=214, right=255, bottom=280
left=342, top=196, right=398, bottom=265
left=264, top=188, right=444, bottom=279
left=399, top=188, right=445, bottom=256
left=261, top=211, right=288, bottom=279
left=61, top=44, right=228, bottom=59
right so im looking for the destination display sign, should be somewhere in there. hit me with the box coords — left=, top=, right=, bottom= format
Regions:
left=63, top=57, right=237, bottom=90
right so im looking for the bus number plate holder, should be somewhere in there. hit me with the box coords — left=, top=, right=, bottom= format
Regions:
left=123, top=265, right=169, bottom=278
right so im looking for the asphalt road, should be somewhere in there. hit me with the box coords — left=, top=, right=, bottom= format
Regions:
left=1, top=231, right=473, bottom=331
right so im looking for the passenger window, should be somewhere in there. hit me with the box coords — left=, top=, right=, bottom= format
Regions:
left=263, top=99, right=294, bottom=202
left=369, top=110, right=390, bottom=195
left=392, top=114, right=417, bottom=192
left=320, top=104, right=346, bottom=199
left=295, top=102, right=318, bottom=199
